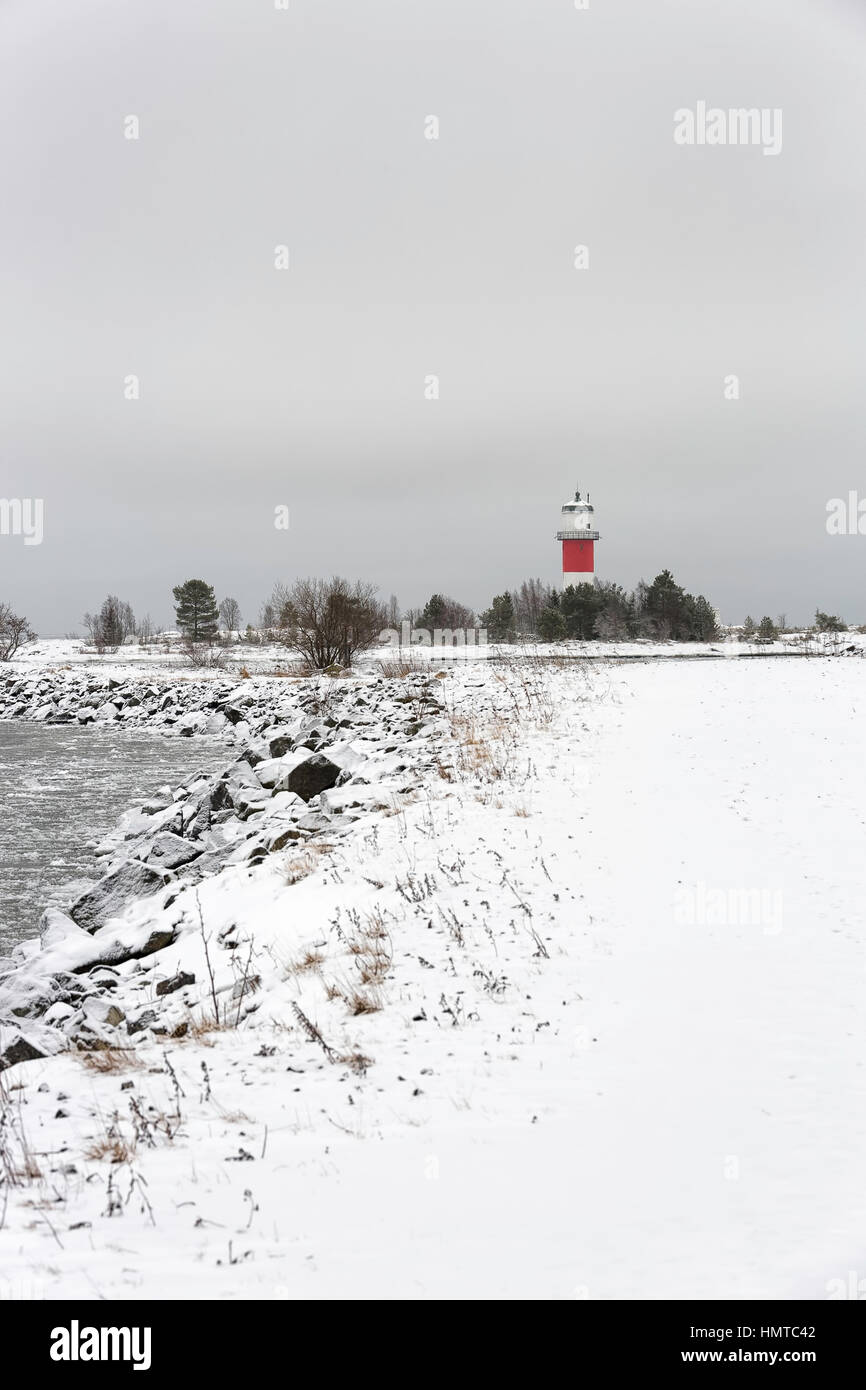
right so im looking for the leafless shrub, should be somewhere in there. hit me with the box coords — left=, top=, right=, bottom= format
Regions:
left=0, top=603, right=37, bottom=661
left=180, top=639, right=227, bottom=670
left=268, top=576, right=387, bottom=670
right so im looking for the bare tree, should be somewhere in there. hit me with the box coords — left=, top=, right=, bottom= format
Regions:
left=219, top=596, right=242, bottom=635
left=385, top=593, right=401, bottom=628
left=0, top=604, right=36, bottom=660
left=275, top=577, right=386, bottom=669
left=82, top=594, right=136, bottom=651
left=258, top=598, right=277, bottom=635
left=120, top=601, right=137, bottom=640
left=510, top=578, right=555, bottom=634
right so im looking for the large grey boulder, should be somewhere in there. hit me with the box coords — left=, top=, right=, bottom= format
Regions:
left=0, top=1029, right=50, bottom=1070
left=253, top=757, right=291, bottom=789
left=144, top=832, right=203, bottom=871
left=69, top=861, right=172, bottom=934
left=211, top=759, right=262, bottom=811
left=182, top=791, right=212, bottom=838
left=287, top=754, right=342, bottom=802
left=94, top=925, right=177, bottom=968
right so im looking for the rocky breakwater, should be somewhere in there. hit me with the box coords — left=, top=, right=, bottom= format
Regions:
left=0, top=671, right=449, bottom=1068
left=0, top=668, right=256, bottom=740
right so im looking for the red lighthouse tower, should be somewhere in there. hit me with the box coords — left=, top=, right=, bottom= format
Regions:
left=556, top=487, right=599, bottom=588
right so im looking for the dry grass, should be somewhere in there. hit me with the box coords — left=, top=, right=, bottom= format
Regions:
left=377, top=654, right=430, bottom=678
left=345, top=910, right=393, bottom=987
left=356, top=955, right=389, bottom=986
left=449, top=713, right=517, bottom=783
left=84, top=1133, right=135, bottom=1164
left=185, top=1014, right=232, bottom=1043
left=285, top=843, right=333, bottom=886
left=288, top=947, right=326, bottom=975
left=344, top=987, right=382, bottom=1016
left=337, top=1051, right=374, bottom=1073
left=77, top=1048, right=144, bottom=1075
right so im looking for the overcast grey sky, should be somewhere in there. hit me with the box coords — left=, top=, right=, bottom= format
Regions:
left=1, top=0, right=864, bottom=633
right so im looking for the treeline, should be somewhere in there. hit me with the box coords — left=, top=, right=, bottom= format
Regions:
left=739, top=611, right=849, bottom=641
left=81, top=578, right=388, bottom=668
left=82, top=583, right=234, bottom=651
left=2, top=575, right=857, bottom=667
left=480, top=571, right=719, bottom=642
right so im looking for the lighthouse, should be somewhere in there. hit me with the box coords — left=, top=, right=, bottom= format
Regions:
left=556, top=487, right=600, bottom=589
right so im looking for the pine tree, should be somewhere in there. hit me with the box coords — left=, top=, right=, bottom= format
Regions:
left=172, top=579, right=220, bottom=641
left=480, top=593, right=515, bottom=642
left=815, top=610, right=845, bottom=632
left=758, top=615, right=778, bottom=640
left=560, top=582, right=604, bottom=639
left=690, top=595, right=719, bottom=641
left=537, top=605, right=567, bottom=641
left=742, top=615, right=756, bottom=639
left=418, top=593, right=475, bottom=632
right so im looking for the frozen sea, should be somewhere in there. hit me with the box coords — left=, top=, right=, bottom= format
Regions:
left=0, top=722, right=227, bottom=952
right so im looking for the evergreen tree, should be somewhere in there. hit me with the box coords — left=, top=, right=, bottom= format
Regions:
left=172, top=579, right=220, bottom=641
left=758, top=615, right=778, bottom=640
left=537, top=605, right=567, bottom=641
left=593, top=581, right=636, bottom=640
left=418, top=593, right=475, bottom=632
left=560, top=582, right=605, bottom=639
left=815, top=610, right=845, bottom=632
left=642, top=570, right=689, bottom=639
left=512, top=569, right=719, bottom=644
left=480, top=592, right=515, bottom=642
left=742, top=615, right=756, bottom=639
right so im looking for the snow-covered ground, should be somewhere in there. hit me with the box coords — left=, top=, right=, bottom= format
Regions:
left=1, top=657, right=864, bottom=1300
left=10, top=629, right=866, bottom=679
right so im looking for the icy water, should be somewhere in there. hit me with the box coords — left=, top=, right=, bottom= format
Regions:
left=0, top=723, right=229, bottom=952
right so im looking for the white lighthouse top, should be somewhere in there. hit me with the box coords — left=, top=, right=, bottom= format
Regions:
left=560, top=488, right=595, bottom=528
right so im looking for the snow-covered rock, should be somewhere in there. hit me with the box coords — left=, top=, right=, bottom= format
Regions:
left=69, top=861, right=173, bottom=933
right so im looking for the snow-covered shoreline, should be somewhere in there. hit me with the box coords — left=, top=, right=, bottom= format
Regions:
left=1, top=655, right=864, bottom=1300
left=0, top=664, right=456, bottom=1068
